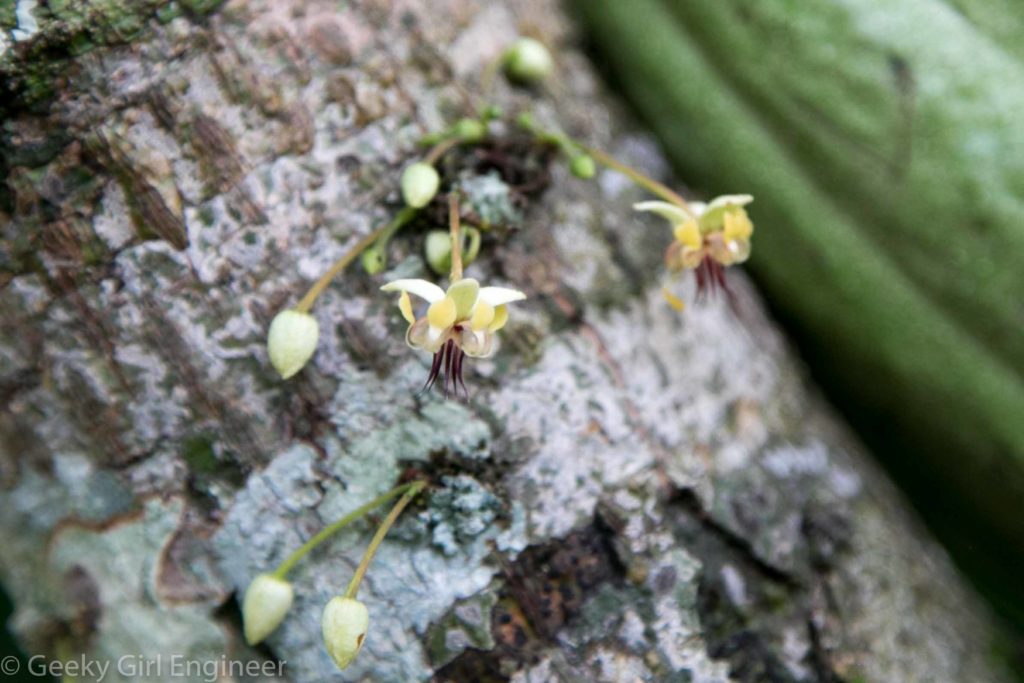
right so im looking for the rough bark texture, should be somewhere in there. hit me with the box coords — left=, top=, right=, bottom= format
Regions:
left=0, top=1, right=1014, bottom=682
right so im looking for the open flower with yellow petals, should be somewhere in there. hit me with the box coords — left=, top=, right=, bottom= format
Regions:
left=381, top=277, right=526, bottom=394
left=634, top=195, right=754, bottom=299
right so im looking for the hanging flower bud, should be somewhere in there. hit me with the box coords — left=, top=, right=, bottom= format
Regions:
left=569, top=154, right=596, bottom=179
left=242, top=574, right=294, bottom=645
left=504, top=37, right=554, bottom=84
left=322, top=597, right=370, bottom=670
left=267, top=309, right=319, bottom=379
left=400, top=162, right=440, bottom=208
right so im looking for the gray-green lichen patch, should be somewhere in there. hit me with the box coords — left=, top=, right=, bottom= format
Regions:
left=44, top=500, right=225, bottom=678
left=425, top=475, right=505, bottom=556
left=459, top=172, right=523, bottom=230
left=1, top=496, right=273, bottom=683
left=425, top=589, right=499, bottom=668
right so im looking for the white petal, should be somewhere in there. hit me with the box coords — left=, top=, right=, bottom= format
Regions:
left=478, top=286, right=527, bottom=307
left=380, top=278, right=445, bottom=303
left=633, top=200, right=691, bottom=224
left=699, top=195, right=754, bottom=231
left=427, top=325, right=446, bottom=344
left=705, top=194, right=753, bottom=212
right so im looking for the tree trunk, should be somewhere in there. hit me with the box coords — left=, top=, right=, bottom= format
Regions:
left=0, top=1, right=1014, bottom=681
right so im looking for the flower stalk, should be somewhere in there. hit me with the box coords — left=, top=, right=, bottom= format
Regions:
left=448, top=193, right=463, bottom=281
left=344, top=480, right=428, bottom=599
left=296, top=210, right=418, bottom=312
left=516, top=113, right=693, bottom=213
left=296, top=225, right=389, bottom=313
left=582, top=146, right=693, bottom=213
left=271, top=481, right=424, bottom=580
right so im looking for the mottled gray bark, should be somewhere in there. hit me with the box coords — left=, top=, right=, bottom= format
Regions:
left=0, top=1, right=1014, bottom=682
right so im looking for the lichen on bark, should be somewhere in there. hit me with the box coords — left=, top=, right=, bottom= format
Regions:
left=0, top=1, right=1016, bottom=682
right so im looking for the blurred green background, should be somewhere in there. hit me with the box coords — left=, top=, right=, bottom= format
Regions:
left=1, top=586, right=37, bottom=683
left=572, top=0, right=1024, bottom=646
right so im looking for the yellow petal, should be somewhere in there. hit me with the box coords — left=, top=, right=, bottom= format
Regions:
left=446, top=278, right=480, bottom=320
left=471, top=301, right=495, bottom=331
left=427, top=296, right=457, bottom=330
left=398, top=291, right=415, bottom=324
left=673, top=219, right=702, bottom=250
left=723, top=209, right=753, bottom=242
left=488, top=304, right=509, bottom=332
left=661, top=286, right=686, bottom=312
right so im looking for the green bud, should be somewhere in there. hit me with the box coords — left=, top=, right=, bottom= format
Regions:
left=242, top=574, right=294, bottom=645
left=418, top=131, right=446, bottom=146
left=515, top=111, right=536, bottom=131
left=425, top=228, right=482, bottom=275
left=481, top=105, right=503, bottom=121
left=267, top=309, right=319, bottom=380
left=504, top=37, right=554, bottom=84
left=463, top=227, right=482, bottom=265
left=569, top=154, right=596, bottom=179
left=360, top=245, right=386, bottom=274
left=400, top=162, right=440, bottom=208
left=424, top=230, right=453, bottom=276
left=452, top=118, right=486, bottom=143
left=322, top=597, right=370, bottom=670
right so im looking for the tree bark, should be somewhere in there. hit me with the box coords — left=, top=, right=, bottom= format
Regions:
left=0, top=1, right=1014, bottom=682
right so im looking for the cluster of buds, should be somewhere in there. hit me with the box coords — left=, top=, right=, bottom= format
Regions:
left=240, top=481, right=425, bottom=672
left=243, top=575, right=370, bottom=671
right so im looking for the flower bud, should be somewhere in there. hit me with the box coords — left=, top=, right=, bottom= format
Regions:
left=481, top=105, right=503, bottom=121
left=425, top=228, right=481, bottom=276
left=267, top=309, right=319, bottom=379
left=360, top=245, right=387, bottom=274
left=424, top=230, right=453, bottom=276
left=401, top=162, right=440, bottom=208
left=322, top=596, right=370, bottom=670
left=504, top=37, right=553, bottom=84
left=452, top=118, right=487, bottom=143
left=515, top=111, right=536, bottom=131
left=569, top=154, right=596, bottom=179
left=242, top=574, right=294, bottom=645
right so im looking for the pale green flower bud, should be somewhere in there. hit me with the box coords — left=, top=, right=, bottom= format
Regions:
left=504, top=37, right=554, bottom=84
left=267, top=309, right=319, bottom=379
left=569, top=154, right=596, bottom=179
left=481, top=105, right=503, bottom=122
left=242, top=574, right=294, bottom=645
left=425, top=228, right=481, bottom=276
left=322, top=596, right=370, bottom=670
left=401, top=162, right=440, bottom=208
left=361, top=245, right=387, bottom=274
left=515, top=111, right=536, bottom=131
left=452, top=118, right=487, bottom=143
left=424, top=230, right=453, bottom=276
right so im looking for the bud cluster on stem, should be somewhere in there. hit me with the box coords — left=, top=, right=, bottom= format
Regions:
left=239, top=481, right=427, bottom=649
